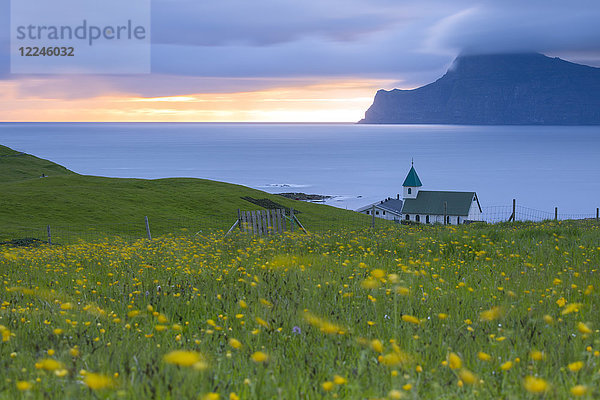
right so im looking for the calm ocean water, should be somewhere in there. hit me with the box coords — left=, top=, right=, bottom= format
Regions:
left=1, top=123, right=599, bottom=214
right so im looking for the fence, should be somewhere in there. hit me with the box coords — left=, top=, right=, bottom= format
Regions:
left=481, top=200, right=600, bottom=223
left=0, top=215, right=226, bottom=246
left=1, top=202, right=598, bottom=246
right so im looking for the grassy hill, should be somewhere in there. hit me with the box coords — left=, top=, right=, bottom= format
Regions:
left=0, top=144, right=74, bottom=183
left=0, top=145, right=371, bottom=241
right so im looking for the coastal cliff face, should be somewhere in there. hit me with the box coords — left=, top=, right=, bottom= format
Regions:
left=360, top=53, right=600, bottom=125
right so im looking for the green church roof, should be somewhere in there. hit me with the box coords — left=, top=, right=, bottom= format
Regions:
left=402, top=166, right=422, bottom=187
left=401, top=191, right=480, bottom=216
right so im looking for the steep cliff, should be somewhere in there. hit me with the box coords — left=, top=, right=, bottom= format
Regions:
left=360, top=53, right=600, bottom=125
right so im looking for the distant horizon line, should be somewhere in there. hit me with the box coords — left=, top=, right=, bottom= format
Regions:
left=2, top=122, right=600, bottom=126
left=0, top=121, right=359, bottom=125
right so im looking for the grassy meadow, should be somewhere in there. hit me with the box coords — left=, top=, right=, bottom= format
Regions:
left=0, top=144, right=372, bottom=241
left=1, top=220, right=599, bottom=399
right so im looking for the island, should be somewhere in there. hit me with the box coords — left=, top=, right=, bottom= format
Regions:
left=359, top=53, right=600, bottom=125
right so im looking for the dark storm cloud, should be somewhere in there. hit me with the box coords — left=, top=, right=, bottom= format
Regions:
left=2, top=0, right=600, bottom=98
left=150, top=0, right=407, bottom=46
left=429, top=0, right=600, bottom=57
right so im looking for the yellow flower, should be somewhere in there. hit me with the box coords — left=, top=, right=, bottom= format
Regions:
left=371, top=339, right=384, bottom=353
left=402, top=383, right=412, bottom=391
left=83, top=373, right=114, bottom=390
left=157, top=314, right=168, bottom=324
left=379, top=350, right=412, bottom=366
left=255, top=317, right=269, bottom=328
left=163, top=350, right=203, bottom=367
left=543, top=314, right=554, bottom=324
left=53, top=328, right=63, bottom=335
left=321, top=381, right=334, bottom=391
left=35, top=359, right=64, bottom=371
left=500, top=361, right=513, bottom=371
left=333, top=375, right=347, bottom=385
left=361, top=278, right=380, bottom=289
left=402, top=315, right=420, bottom=325
left=228, top=338, right=242, bottom=349
left=529, top=350, right=544, bottom=361
left=438, top=313, right=448, bottom=320
left=239, top=300, right=247, bottom=308
left=568, top=361, right=584, bottom=372
left=577, top=322, right=592, bottom=335
left=229, top=393, right=240, bottom=400
left=570, top=385, right=588, bottom=397
left=556, top=297, right=566, bottom=307
left=388, top=389, right=403, bottom=399
left=0, top=325, right=11, bottom=342
left=480, top=306, right=504, bottom=321
left=523, top=376, right=548, bottom=394
left=61, top=302, right=73, bottom=310
left=16, top=381, right=32, bottom=391
left=477, top=352, right=492, bottom=361
left=562, top=303, right=582, bottom=315
left=371, top=269, right=385, bottom=279
left=459, top=369, right=477, bottom=385
left=395, top=286, right=410, bottom=296
left=251, top=351, right=268, bottom=363
left=54, top=369, right=68, bottom=377
left=448, top=352, right=462, bottom=370
left=201, top=393, right=220, bottom=400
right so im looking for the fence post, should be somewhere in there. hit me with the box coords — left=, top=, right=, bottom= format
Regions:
left=290, top=208, right=295, bottom=233
left=237, top=209, right=242, bottom=230
left=371, top=205, right=376, bottom=229
left=145, top=216, right=152, bottom=240
left=555, top=207, right=558, bottom=220
left=443, top=202, right=447, bottom=225
left=508, top=199, right=516, bottom=222
left=47, top=225, right=51, bottom=245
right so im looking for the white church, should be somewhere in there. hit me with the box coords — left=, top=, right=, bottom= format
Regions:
left=357, top=163, right=482, bottom=225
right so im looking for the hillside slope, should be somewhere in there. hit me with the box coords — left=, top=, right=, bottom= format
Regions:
left=0, top=145, right=369, bottom=238
left=0, top=144, right=75, bottom=183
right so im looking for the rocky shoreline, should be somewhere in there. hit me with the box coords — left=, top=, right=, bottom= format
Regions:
left=277, top=192, right=331, bottom=201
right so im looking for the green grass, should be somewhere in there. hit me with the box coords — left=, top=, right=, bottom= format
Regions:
left=0, top=145, right=74, bottom=183
left=0, top=144, right=373, bottom=241
left=0, top=220, right=599, bottom=398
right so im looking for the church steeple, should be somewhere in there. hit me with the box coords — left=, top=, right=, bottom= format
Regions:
left=402, top=161, right=422, bottom=199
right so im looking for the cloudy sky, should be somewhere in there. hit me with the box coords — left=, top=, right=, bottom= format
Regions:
left=1, top=0, right=599, bottom=122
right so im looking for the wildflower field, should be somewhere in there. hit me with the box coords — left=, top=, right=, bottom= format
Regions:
left=1, top=220, right=599, bottom=399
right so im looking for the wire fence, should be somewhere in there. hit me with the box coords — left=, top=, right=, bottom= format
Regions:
left=1, top=203, right=598, bottom=246
left=481, top=205, right=599, bottom=223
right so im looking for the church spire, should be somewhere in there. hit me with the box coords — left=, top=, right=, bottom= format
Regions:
left=402, top=162, right=422, bottom=199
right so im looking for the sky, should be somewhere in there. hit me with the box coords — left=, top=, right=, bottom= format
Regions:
left=1, top=0, right=600, bottom=122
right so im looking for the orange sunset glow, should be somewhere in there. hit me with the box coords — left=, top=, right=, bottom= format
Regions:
left=0, top=78, right=397, bottom=122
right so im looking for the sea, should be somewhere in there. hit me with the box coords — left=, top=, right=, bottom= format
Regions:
left=1, top=122, right=599, bottom=216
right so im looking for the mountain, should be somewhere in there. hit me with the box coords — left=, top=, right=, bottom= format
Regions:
left=359, top=53, right=600, bottom=125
